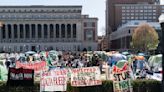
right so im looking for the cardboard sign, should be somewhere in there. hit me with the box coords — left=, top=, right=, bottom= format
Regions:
left=16, top=61, right=47, bottom=73
left=112, top=61, right=133, bottom=92
left=71, top=67, right=102, bottom=87
left=40, top=69, right=68, bottom=91
left=7, top=68, right=34, bottom=86
left=113, top=80, right=132, bottom=92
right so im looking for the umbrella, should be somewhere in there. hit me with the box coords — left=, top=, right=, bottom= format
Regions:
left=138, top=53, right=145, bottom=56
left=135, top=56, right=145, bottom=61
left=49, top=50, right=58, bottom=54
left=111, top=53, right=127, bottom=62
left=121, top=51, right=129, bottom=56
left=25, top=51, right=36, bottom=55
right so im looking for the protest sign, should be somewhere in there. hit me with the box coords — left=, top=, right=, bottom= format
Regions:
left=71, top=67, right=102, bottom=87
left=7, top=68, right=34, bottom=86
left=16, top=61, right=47, bottom=73
left=40, top=69, right=68, bottom=92
left=112, top=60, right=133, bottom=92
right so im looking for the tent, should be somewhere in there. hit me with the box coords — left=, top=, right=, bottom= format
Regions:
left=148, top=54, right=162, bottom=71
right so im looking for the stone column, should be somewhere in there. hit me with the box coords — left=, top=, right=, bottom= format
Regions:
left=35, top=24, right=38, bottom=40
left=65, top=24, right=67, bottom=39
left=41, top=24, right=44, bottom=40
left=47, top=24, right=50, bottom=40
left=11, top=24, right=14, bottom=39
left=59, top=24, right=61, bottom=38
left=5, top=24, right=8, bottom=39
left=54, top=24, right=56, bottom=39
left=71, top=23, right=73, bottom=39
left=29, top=24, right=32, bottom=39
left=17, top=24, right=20, bottom=39
left=23, top=24, right=26, bottom=40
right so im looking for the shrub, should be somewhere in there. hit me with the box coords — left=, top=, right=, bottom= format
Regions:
left=0, top=80, right=161, bottom=92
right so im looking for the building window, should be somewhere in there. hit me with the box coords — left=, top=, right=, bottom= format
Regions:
left=36, top=24, right=41, bottom=38
left=73, top=24, right=76, bottom=38
left=85, top=29, right=93, bottom=41
left=44, top=24, right=48, bottom=38
left=126, top=6, right=130, bottom=9
left=7, top=24, right=12, bottom=39
left=25, top=24, right=30, bottom=38
left=153, top=16, right=156, bottom=19
left=131, top=6, right=134, bottom=9
left=67, top=24, right=71, bottom=38
left=148, top=6, right=152, bottom=9
left=31, top=24, right=35, bottom=38
left=144, top=17, right=148, bottom=19
left=50, top=24, right=54, bottom=38
left=131, top=13, right=134, bottom=15
left=92, top=22, right=95, bottom=27
left=130, top=10, right=134, bottom=12
left=20, top=24, right=24, bottom=38
left=144, top=6, right=148, bottom=9
left=140, top=10, right=143, bottom=12
left=122, top=6, right=125, bottom=9
left=61, top=24, right=65, bottom=38
left=14, top=24, right=18, bottom=38
left=135, top=10, right=139, bottom=12
left=126, top=10, right=130, bottom=12
left=84, top=22, right=87, bottom=27
left=153, top=10, right=156, bottom=12
left=135, top=7, right=139, bottom=9
left=144, top=10, right=148, bottom=12
left=56, top=24, right=60, bottom=38
left=122, top=10, right=125, bottom=12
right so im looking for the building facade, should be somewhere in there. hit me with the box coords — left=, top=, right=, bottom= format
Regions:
left=106, top=0, right=160, bottom=49
left=110, top=20, right=161, bottom=51
left=0, top=6, right=98, bottom=52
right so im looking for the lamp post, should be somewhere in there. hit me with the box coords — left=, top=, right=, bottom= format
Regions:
left=159, top=14, right=164, bottom=92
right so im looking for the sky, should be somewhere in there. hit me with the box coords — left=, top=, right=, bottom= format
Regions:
left=0, top=0, right=163, bottom=36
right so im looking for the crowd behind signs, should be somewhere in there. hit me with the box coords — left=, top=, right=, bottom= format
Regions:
left=0, top=51, right=162, bottom=91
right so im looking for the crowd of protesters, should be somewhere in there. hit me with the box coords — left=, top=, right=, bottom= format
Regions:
left=0, top=50, right=162, bottom=81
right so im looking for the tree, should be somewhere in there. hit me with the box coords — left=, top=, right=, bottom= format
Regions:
left=132, top=23, right=159, bottom=52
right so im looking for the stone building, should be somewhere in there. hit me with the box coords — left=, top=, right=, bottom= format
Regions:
left=0, top=6, right=98, bottom=52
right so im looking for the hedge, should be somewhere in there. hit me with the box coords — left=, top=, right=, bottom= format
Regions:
left=0, top=80, right=161, bottom=92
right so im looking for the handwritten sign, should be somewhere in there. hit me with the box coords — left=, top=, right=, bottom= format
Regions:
left=40, top=69, right=68, bottom=91
left=7, top=68, right=34, bottom=86
left=112, top=61, right=133, bottom=92
left=16, top=61, right=47, bottom=73
left=71, top=67, right=102, bottom=87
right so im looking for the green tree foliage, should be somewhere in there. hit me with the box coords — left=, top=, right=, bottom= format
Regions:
left=132, top=23, right=159, bottom=52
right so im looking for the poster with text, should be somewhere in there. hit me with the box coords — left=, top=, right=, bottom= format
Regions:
left=71, top=67, right=102, bottom=87
left=40, top=68, right=68, bottom=91
left=7, top=68, right=34, bottom=86
left=112, top=60, right=133, bottom=92
left=16, top=61, right=47, bottom=74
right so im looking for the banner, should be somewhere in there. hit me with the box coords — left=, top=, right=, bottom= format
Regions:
left=40, top=69, right=68, bottom=92
left=112, top=60, right=133, bottom=92
left=16, top=61, right=47, bottom=73
left=71, top=67, right=102, bottom=87
left=7, top=68, right=34, bottom=86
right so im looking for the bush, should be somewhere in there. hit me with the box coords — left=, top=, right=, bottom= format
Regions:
left=0, top=80, right=161, bottom=92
